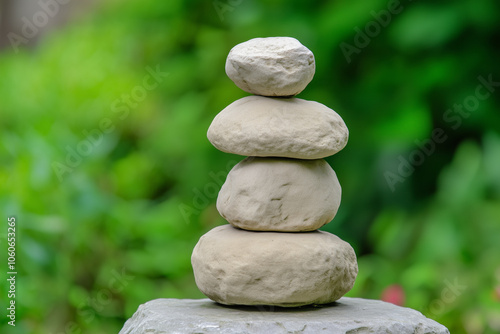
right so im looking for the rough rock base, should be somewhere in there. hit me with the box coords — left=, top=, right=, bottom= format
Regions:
left=119, top=297, right=449, bottom=334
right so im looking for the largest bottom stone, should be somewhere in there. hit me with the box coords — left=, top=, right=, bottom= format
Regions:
left=191, top=225, right=358, bottom=307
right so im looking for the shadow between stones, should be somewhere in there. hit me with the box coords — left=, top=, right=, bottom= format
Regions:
left=212, top=300, right=343, bottom=313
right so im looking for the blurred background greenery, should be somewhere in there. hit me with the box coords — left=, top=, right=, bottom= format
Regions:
left=0, top=0, right=499, bottom=333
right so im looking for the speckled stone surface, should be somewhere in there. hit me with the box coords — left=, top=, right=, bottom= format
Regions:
left=119, top=297, right=450, bottom=334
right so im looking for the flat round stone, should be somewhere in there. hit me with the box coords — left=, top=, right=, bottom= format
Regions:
left=225, top=37, right=315, bottom=96
left=217, top=157, right=341, bottom=232
left=191, top=225, right=358, bottom=307
left=207, top=96, right=348, bottom=159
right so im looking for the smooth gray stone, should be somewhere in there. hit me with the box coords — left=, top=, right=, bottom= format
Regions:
left=217, top=157, right=342, bottom=232
left=207, top=96, right=349, bottom=159
left=119, top=297, right=450, bottom=334
left=191, top=225, right=357, bottom=307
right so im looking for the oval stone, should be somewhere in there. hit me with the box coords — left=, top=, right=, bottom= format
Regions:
left=191, top=225, right=358, bottom=307
left=207, top=96, right=349, bottom=159
left=225, top=37, right=315, bottom=96
left=217, top=157, right=341, bottom=232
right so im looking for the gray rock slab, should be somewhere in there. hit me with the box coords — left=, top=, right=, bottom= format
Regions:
left=119, top=297, right=449, bottom=334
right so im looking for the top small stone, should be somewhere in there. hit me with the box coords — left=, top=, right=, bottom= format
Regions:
left=225, top=37, right=315, bottom=96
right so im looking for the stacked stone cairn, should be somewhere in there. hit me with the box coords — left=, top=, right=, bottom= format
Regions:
left=191, top=37, right=358, bottom=307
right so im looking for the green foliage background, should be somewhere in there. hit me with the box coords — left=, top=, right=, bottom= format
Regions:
left=1, top=0, right=499, bottom=333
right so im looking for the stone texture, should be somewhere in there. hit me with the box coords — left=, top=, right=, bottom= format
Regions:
left=225, top=37, right=315, bottom=96
left=217, top=157, right=341, bottom=231
left=119, top=297, right=450, bottom=334
left=207, top=96, right=348, bottom=159
left=191, top=225, right=357, bottom=307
